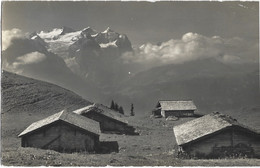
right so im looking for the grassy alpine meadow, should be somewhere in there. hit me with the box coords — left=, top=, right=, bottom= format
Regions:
left=2, top=115, right=260, bottom=166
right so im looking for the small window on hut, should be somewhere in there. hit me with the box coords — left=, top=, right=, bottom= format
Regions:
left=74, top=129, right=77, bottom=136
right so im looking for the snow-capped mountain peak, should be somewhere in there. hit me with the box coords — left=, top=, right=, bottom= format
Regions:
left=37, top=26, right=76, bottom=41
left=81, top=27, right=97, bottom=38
left=29, top=26, right=132, bottom=65
left=102, top=27, right=113, bottom=34
left=31, top=35, right=38, bottom=40
left=91, top=33, right=99, bottom=38
left=82, top=26, right=94, bottom=32
left=99, top=40, right=118, bottom=48
left=60, top=26, right=75, bottom=35
left=37, top=28, right=63, bottom=40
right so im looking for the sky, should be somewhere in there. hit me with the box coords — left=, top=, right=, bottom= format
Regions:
left=2, top=1, right=259, bottom=46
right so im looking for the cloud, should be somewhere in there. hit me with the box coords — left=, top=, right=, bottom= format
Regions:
left=5, top=52, right=46, bottom=72
left=122, top=32, right=258, bottom=68
left=2, top=28, right=26, bottom=50
left=15, top=52, right=46, bottom=65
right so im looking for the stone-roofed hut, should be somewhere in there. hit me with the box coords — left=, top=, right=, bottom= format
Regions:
left=74, top=103, right=137, bottom=135
left=18, top=109, right=101, bottom=153
left=153, top=100, right=197, bottom=118
left=173, top=112, right=260, bottom=158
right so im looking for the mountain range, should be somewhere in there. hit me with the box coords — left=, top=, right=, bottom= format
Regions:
left=2, top=26, right=259, bottom=116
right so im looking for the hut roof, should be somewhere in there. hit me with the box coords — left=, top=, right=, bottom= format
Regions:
left=73, top=103, right=128, bottom=124
left=173, top=112, right=259, bottom=146
left=18, top=109, right=100, bottom=137
left=158, top=100, right=197, bottom=111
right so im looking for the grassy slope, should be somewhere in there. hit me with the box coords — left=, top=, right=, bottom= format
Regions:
left=1, top=71, right=92, bottom=149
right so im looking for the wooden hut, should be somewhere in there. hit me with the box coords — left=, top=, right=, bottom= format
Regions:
left=154, top=100, right=197, bottom=118
left=18, top=109, right=101, bottom=153
left=74, top=103, right=137, bottom=135
left=173, top=112, right=260, bottom=158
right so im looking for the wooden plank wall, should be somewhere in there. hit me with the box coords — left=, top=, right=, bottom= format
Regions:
left=183, top=128, right=260, bottom=157
left=233, top=129, right=260, bottom=156
left=84, top=112, right=126, bottom=133
left=23, top=121, right=98, bottom=152
left=164, top=110, right=194, bottom=118
left=184, top=129, right=232, bottom=155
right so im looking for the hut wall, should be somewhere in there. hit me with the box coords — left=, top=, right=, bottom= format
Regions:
left=164, top=110, right=194, bottom=118
left=102, top=119, right=126, bottom=132
left=22, top=123, right=60, bottom=150
left=183, top=129, right=232, bottom=156
left=22, top=121, right=98, bottom=152
left=182, top=128, right=260, bottom=158
left=59, top=122, right=99, bottom=152
left=83, top=112, right=127, bottom=133
left=232, top=129, right=260, bottom=156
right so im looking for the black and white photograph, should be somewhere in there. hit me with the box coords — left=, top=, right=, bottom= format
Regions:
left=1, top=1, right=260, bottom=166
